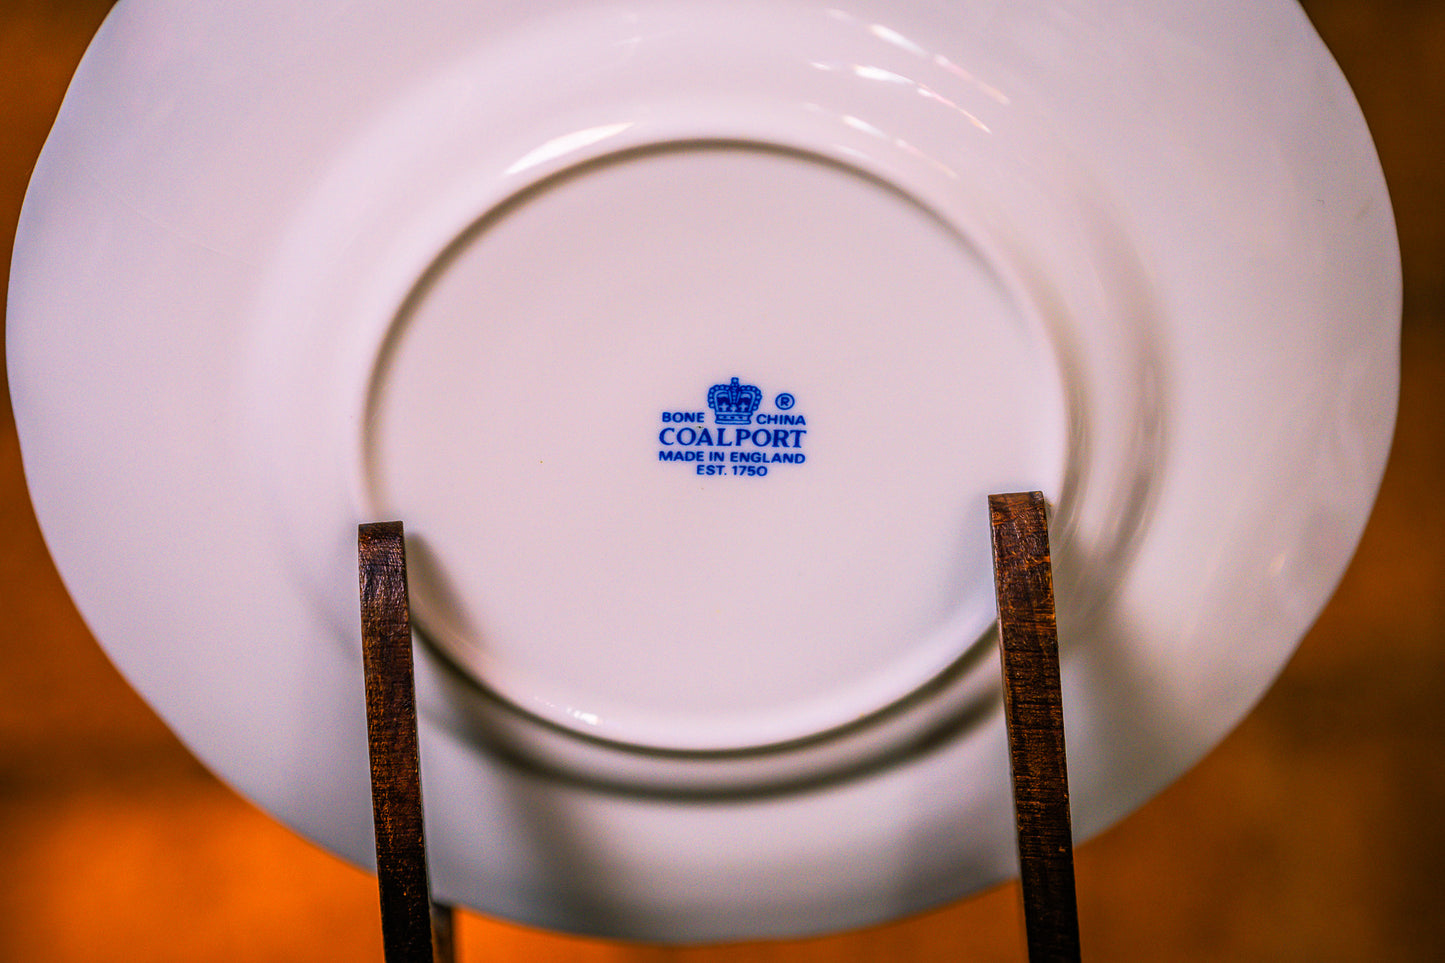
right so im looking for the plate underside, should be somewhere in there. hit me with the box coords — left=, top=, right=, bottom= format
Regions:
left=7, top=0, right=1398, bottom=942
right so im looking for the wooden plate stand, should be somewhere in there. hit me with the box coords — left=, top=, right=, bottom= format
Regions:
left=356, top=492, right=1080, bottom=963
left=357, top=522, right=455, bottom=963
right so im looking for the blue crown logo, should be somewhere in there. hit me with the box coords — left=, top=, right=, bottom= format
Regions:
left=707, top=377, right=763, bottom=425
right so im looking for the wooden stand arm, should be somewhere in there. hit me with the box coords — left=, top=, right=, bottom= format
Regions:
left=359, top=521, right=455, bottom=963
left=989, top=492, right=1082, bottom=963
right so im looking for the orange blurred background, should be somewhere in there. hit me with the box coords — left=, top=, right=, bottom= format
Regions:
left=2, top=1, right=1442, bottom=959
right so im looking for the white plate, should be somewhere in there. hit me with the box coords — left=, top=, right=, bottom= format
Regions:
left=8, top=0, right=1397, bottom=944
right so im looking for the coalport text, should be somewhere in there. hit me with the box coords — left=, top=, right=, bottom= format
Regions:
left=657, top=425, right=807, bottom=476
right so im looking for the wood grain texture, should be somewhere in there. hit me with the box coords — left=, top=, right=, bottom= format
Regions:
left=989, top=492, right=1081, bottom=963
left=359, top=521, right=438, bottom=963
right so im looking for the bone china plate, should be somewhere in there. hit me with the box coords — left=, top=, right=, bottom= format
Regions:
left=8, top=0, right=1397, bottom=943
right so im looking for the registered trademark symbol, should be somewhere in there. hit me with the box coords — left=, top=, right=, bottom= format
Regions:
left=775, top=393, right=795, bottom=410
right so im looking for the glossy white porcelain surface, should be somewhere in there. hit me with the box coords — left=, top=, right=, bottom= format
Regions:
left=366, top=143, right=1069, bottom=751
left=8, top=0, right=1397, bottom=943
